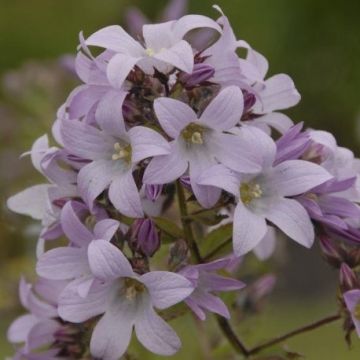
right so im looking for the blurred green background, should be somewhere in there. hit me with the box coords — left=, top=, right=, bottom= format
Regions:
left=1, top=0, right=360, bottom=358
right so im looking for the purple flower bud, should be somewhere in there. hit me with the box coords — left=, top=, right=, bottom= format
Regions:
left=180, top=175, right=192, bottom=191
left=319, top=235, right=343, bottom=266
left=340, top=263, right=359, bottom=291
left=242, top=90, right=256, bottom=113
left=179, top=63, right=215, bottom=88
left=145, top=184, right=163, bottom=202
left=132, top=218, right=160, bottom=257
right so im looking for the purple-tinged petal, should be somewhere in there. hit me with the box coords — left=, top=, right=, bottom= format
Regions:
left=7, top=184, right=50, bottom=220
left=253, top=226, right=277, bottom=260
left=90, top=296, right=135, bottom=360
left=253, top=112, right=294, bottom=134
left=143, top=141, right=188, bottom=184
left=78, top=160, right=116, bottom=208
left=30, top=134, right=49, bottom=174
left=190, top=290, right=230, bottom=319
left=135, top=300, right=181, bottom=356
left=185, top=297, right=206, bottom=320
left=200, top=86, right=243, bottom=130
left=233, top=202, right=267, bottom=256
left=125, top=7, right=148, bottom=36
left=162, top=0, right=187, bottom=21
left=27, top=291, right=58, bottom=318
left=253, top=74, right=301, bottom=113
left=61, top=201, right=93, bottom=247
left=343, top=289, right=360, bottom=337
left=173, top=14, right=222, bottom=39
left=27, top=319, right=59, bottom=351
left=37, top=247, right=89, bottom=280
left=140, top=271, right=193, bottom=310
left=109, top=171, right=144, bottom=218
left=19, top=277, right=31, bottom=309
left=264, top=197, right=314, bottom=248
left=198, top=164, right=240, bottom=197
left=88, top=240, right=133, bottom=280
left=212, top=133, right=262, bottom=173
left=154, top=97, right=197, bottom=138
left=85, top=25, right=144, bottom=55
left=268, top=160, right=332, bottom=196
left=61, top=119, right=112, bottom=160
left=107, top=53, right=140, bottom=88
left=129, top=126, right=170, bottom=163
left=318, top=195, right=360, bottom=218
left=312, top=177, right=356, bottom=194
left=7, top=314, right=38, bottom=343
left=58, top=279, right=109, bottom=323
left=201, top=273, right=245, bottom=292
left=95, top=90, right=127, bottom=136
left=93, top=219, right=119, bottom=242
left=154, top=40, right=194, bottom=73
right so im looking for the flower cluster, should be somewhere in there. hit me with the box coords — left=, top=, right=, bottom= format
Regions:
left=6, top=4, right=360, bottom=359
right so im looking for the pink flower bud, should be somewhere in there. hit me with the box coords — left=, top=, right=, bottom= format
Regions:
left=145, top=184, right=163, bottom=202
left=340, top=263, right=359, bottom=291
left=132, top=218, right=160, bottom=257
left=179, top=63, right=215, bottom=88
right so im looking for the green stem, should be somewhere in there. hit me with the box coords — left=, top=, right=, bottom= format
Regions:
left=247, top=313, right=341, bottom=356
left=176, top=180, right=203, bottom=263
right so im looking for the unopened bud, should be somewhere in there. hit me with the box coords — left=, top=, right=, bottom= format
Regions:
left=179, top=176, right=192, bottom=191
left=340, top=263, right=359, bottom=291
left=319, top=235, right=342, bottom=267
left=131, top=218, right=160, bottom=257
left=145, top=184, right=163, bottom=202
left=168, top=239, right=189, bottom=271
left=179, top=63, right=215, bottom=88
left=242, top=90, right=256, bottom=113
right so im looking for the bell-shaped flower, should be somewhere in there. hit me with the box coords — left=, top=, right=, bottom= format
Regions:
left=198, top=126, right=332, bottom=256
left=37, top=201, right=120, bottom=297
left=143, top=86, right=262, bottom=208
left=179, top=258, right=245, bottom=320
left=58, top=240, right=194, bottom=360
left=60, top=90, right=170, bottom=217
left=84, top=15, right=221, bottom=88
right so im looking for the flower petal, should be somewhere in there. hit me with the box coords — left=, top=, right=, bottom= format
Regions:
left=7, top=184, right=50, bottom=220
left=107, top=53, right=140, bottom=88
left=253, top=226, right=277, bottom=260
left=7, top=314, right=38, bottom=343
left=85, top=25, right=144, bottom=55
left=264, top=197, right=314, bottom=248
left=36, top=247, right=89, bottom=280
left=135, top=301, right=181, bottom=356
left=143, top=141, right=188, bottom=184
left=233, top=202, right=267, bottom=256
left=61, top=119, right=112, bottom=160
left=109, top=171, right=144, bottom=218
left=88, top=240, right=133, bottom=280
left=129, top=126, right=170, bottom=163
left=269, top=160, right=332, bottom=196
left=61, top=201, right=93, bottom=247
left=78, top=160, right=116, bottom=209
left=200, top=86, right=243, bottom=130
left=93, top=219, right=120, bottom=241
left=95, top=90, right=127, bottom=136
left=190, top=290, right=230, bottom=319
left=154, top=97, right=197, bottom=138
left=154, top=40, right=194, bottom=73
left=140, top=271, right=193, bottom=310
left=58, top=279, right=109, bottom=323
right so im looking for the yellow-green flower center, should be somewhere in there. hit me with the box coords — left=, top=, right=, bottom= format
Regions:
left=124, top=278, right=145, bottom=301
left=112, top=142, right=132, bottom=164
left=240, top=182, right=263, bottom=205
left=145, top=48, right=155, bottom=57
left=354, top=302, right=360, bottom=321
left=181, top=123, right=205, bottom=145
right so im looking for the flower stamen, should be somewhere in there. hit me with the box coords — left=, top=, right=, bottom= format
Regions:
left=240, top=182, right=263, bottom=205
left=112, top=142, right=132, bottom=163
left=181, top=123, right=206, bottom=145
left=124, top=278, right=145, bottom=301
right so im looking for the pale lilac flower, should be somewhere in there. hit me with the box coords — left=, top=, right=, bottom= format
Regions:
left=58, top=240, right=194, bottom=360
left=60, top=92, right=170, bottom=217
left=84, top=15, right=221, bottom=88
left=199, top=126, right=332, bottom=256
left=7, top=277, right=65, bottom=358
left=343, top=289, right=360, bottom=337
left=37, top=201, right=120, bottom=297
left=143, top=86, right=261, bottom=208
left=179, top=258, right=245, bottom=320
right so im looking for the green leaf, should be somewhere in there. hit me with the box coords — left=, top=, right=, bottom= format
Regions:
left=153, top=217, right=184, bottom=239
left=200, top=223, right=233, bottom=257
left=185, top=208, right=229, bottom=226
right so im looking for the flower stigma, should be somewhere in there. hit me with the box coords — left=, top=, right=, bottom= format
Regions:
left=124, top=278, right=145, bottom=301
left=240, top=182, right=263, bottom=205
left=112, top=142, right=132, bottom=163
left=181, top=123, right=205, bottom=145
